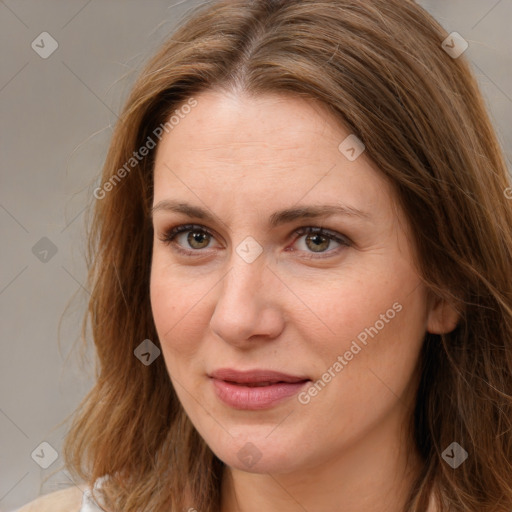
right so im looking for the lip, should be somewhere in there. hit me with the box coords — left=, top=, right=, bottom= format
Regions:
left=209, top=368, right=310, bottom=384
left=209, top=368, right=311, bottom=410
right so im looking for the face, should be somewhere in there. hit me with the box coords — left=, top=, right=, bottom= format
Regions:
left=149, top=90, right=457, bottom=475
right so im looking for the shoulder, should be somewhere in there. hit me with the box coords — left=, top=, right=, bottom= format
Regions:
left=15, top=486, right=86, bottom=512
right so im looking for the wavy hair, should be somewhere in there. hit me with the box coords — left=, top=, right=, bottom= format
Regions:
left=62, top=0, right=512, bottom=510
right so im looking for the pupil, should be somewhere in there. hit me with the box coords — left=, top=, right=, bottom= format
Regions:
left=189, top=231, right=208, bottom=248
left=308, top=234, right=328, bottom=252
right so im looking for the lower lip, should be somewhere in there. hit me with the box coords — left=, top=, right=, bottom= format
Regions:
left=211, top=378, right=310, bottom=410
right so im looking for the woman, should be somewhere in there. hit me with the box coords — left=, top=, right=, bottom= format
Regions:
left=17, top=0, right=512, bottom=511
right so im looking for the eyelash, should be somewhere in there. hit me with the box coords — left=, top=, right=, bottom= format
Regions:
left=158, top=223, right=351, bottom=259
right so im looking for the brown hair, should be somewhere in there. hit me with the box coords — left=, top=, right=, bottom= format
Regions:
left=61, top=0, right=512, bottom=510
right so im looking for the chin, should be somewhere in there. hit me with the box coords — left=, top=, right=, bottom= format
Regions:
left=205, top=429, right=310, bottom=475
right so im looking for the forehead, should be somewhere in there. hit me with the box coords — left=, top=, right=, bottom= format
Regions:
left=162, top=90, right=342, bottom=146
left=152, top=90, right=393, bottom=217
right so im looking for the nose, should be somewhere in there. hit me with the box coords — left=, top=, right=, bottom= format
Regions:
left=209, top=254, right=284, bottom=348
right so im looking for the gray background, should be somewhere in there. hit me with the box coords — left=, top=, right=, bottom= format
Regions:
left=1, top=1, right=511, bottom=510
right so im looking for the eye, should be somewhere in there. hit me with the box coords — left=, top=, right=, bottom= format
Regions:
left=290, top=226, right=351, bottom=258
left=158, top=224, right=217, bottom=256
left=157, top=224, right=351, bottom=258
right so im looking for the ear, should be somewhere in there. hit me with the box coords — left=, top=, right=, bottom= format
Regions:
left=426, top=296, right=460, bottom=334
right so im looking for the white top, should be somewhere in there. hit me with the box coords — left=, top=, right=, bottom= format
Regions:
left=79, top=477, right=107, bottom=511
left=8, top=477, right=107, bottom=512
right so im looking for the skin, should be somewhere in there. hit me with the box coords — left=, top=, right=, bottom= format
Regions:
left=149, top=90, right=458, bottom=512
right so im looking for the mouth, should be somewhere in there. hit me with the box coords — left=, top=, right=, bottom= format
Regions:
left=226, top=380, right=307, bottom=387
left=208, top=368, right=311, bottom=410
left=209, top=368, right=310, bottom=384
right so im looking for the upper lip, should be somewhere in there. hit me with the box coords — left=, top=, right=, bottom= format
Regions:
left=209, top=368, right=310, bottom=384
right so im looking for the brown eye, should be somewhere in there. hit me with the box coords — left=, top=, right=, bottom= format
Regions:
left=185, top=229, right=211, bottom=249
left=291, top=227, right=351, bottom=257
left=159, top=224, right=217, bottom=255
left=158, top=224, right=350, bottom=259
left=304, top=233, right=330, bottom=252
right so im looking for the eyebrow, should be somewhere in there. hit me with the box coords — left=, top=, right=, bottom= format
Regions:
left=151, top=200, right=372, bottom=227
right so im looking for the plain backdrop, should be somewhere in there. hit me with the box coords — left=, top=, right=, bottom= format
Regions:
left=1, top=0, right=511, bottom=510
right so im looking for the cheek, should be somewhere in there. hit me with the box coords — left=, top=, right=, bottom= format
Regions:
left=344, top=283, right=426, bottom=381
left=310, top=264, right=428, bottom=389
left=150, top=262, right=174, bottom=336
left=149, top=254, right=212, bottom=362
left=309, top=268, right=414, bottom=342
left=150, top=256, right=187, bottom=348
left=300, top=279, right=427, bottom=442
